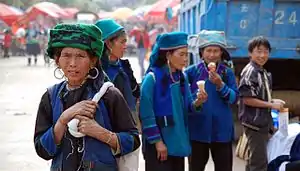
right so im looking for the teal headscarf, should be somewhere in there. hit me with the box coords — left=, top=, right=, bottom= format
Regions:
left=147, top=32, right=188, bottom=73
left=95, top=19, right=124, bottom=41
left=197, top=30, right=231, bottom=61
left=47, top=23, right=104, bottom=59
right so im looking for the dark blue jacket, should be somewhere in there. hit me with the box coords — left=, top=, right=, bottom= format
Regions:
left=185, top=62, right=238, bottom=143
left=34, top=81, right=140, bottom=171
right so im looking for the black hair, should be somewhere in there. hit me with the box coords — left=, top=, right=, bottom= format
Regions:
left=108, top=30, right=126, bottom=41
left=153, top=49, right=185, bottom=96
left=154, top=49, right=174, bottom=67
left=101, top=30, right=126, bottom=71
left=248, top=36, right=271, bottom=53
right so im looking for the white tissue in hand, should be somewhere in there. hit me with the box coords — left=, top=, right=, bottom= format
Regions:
left=68, top=118, right=85, bottom=138
left=67, top=82, right=115, bottom=138
left=92, top=82, right=114, bottom=102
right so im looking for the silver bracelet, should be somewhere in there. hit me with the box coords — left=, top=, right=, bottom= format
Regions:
left=106, top=132, right=114, bottom=144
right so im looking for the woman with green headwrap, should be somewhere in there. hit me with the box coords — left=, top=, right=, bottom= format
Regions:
left=33, top=23, right=140, bottom=171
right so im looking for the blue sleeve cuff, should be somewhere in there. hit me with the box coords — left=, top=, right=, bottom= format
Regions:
left=40, top=127, right=59, bottom=156
left=116, top=132, right=135, bottom=156
left=217, top=82, right=227, bottom=94
left=218, top=83, right=238, bottom=104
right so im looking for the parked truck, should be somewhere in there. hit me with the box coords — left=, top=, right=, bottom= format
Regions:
left=180, top=0, right=300, bottom=117
left=180, top=0, right=300, bottom=139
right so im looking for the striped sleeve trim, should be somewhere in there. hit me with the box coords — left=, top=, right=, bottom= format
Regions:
left=218, top=84, right=238, bottom=104
left=143, top=126, right=161, bottom=144
left=116, top=132, right=134, bottom=155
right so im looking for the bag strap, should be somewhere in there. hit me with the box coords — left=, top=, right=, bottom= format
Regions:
left=264, top=72, right=272, bottom=102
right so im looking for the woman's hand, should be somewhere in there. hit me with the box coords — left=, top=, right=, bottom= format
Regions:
left=59, top=100, right=98, bottom=125
left=155, top=140, right=168, bottom=161
left=76, top=115, right=102, bottom=138
left=76, top=115, right=119, bottom=150
left=194, top=90, right=208, bottom=107
left=209, top=71, right=223, bottom=89
left=271, top=102, right=284, bottom=111
left=54, top=100, right=97, bottom=144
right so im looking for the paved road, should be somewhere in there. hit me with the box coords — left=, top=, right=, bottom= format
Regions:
left=0, top=56, right=245, bottom=171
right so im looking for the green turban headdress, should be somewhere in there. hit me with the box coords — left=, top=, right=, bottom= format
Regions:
left=47, top=23, right=104, bottom=59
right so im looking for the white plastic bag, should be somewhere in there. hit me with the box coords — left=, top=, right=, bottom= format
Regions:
left=279, top=108, right=289, bottom=136
left=117, top=148, right=140, bottom=171
left=267, top=123, right=300, bottom=163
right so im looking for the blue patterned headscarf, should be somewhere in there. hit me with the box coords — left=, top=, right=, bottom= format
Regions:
left=147, top=32, right=188, bottom=73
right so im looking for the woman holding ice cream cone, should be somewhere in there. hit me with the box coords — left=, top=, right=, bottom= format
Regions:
left=139, top=32, right=207, bottom=171
left=184, top=30, right=238, bottom=171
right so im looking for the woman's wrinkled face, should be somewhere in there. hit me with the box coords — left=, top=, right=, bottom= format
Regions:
left=109, top=34, right=127, bottom=59
left=202, top=45, right=223, bottom=64
left=56, top=47, right=96, bottom=86
left=167, top=47, right=188, bottom=71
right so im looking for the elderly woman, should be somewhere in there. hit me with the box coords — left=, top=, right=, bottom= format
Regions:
left=140, top=32, right=207, bottom=171
left=95, top=19, right=140, bottom=127
left=33, top=24, right=140, bottom=171
left=184, top=30, right=238, bottom=171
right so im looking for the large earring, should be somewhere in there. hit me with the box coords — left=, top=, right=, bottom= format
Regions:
left=167, top=60, right=176, bottom=81
left=87, top=67, right=99, bottom=79
left=107, top=47, right=112, bottom=60
left=167, top=59, right=173, bottom=70
left=54, top=67, right=64, bottom=79
left=108, top=46, right=112, bottom=54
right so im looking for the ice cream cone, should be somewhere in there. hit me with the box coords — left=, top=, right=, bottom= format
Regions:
left=208, top=62, right=216, bottom=72
left=197, top=80, right=206, bottom=92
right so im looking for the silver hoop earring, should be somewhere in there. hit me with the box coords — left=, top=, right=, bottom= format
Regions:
left=87, top=67, right=99, bottom=80
left=167, top=60, right=172, bottom=69
left=108, top=48, right=112, bottom=60
left=54, top=67, right=64, bottom=79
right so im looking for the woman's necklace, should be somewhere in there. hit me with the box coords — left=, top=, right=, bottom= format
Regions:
left=66, top=84, right=81, bottom=91
left=169, top=67, right=179, bottom=83
left=169, top=71, right=177, bottom=83
left=168, top=62, right=178, bottom=83
left=66, top=80, right=86, bottom=91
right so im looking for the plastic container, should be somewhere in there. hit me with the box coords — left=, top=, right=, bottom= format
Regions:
left=279, top=108, right=289, bottom=136
left=271, top=109, right=279, bottom=129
